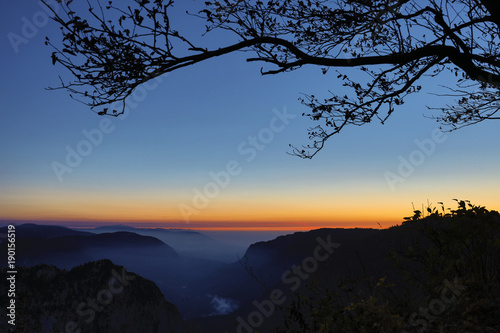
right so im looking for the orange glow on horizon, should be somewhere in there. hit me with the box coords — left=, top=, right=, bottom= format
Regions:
left=2, top=184, right=498, bottom=231
left=0, top=186, right=405, bottom=230
left=0, top=216, right=398, bottom=231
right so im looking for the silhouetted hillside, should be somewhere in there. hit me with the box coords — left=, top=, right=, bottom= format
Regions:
left=0, top=226, right=224, bottom=320
left=0, top=231, right=178, bottom=269
left=190, top=205, right=500, bottom=332
left=0, top=260, right=194, bottom=333
left=0, top=223, right=92, bottom=239
left=85, top=225, right=245, bottom=263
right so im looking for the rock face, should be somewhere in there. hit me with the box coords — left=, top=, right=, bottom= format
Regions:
left=0, top=260, right=190, bottom=333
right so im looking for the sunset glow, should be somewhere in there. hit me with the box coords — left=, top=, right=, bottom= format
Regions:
left=1, top=2, right=499, bottom=233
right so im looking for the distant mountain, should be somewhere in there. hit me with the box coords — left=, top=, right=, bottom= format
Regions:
left=83, top=225, right=246, bottom=263
left=0, top=224, right=404, bottom=323
left=0, top=260, right=196, bottom=333
left=0, top=224, right=226, bottom=319
left=0, top=230, right=179, bottom=269
left=0, top=223, right=92, bottom=240
left=93, top=224, right=138, bottom=231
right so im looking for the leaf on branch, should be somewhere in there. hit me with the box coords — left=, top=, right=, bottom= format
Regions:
left=51, top=52, right=58, bottom=65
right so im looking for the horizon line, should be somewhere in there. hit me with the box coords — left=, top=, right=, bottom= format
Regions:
left=0, top=218, right=395, bottom=231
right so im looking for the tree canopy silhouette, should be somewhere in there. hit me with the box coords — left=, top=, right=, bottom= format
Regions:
left=42, top=0, right=500, bottom=158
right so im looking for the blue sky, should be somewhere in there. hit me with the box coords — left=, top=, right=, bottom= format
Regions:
left=1, top=1, right=499, bottom=230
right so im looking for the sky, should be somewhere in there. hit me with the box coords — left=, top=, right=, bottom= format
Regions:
left=1, top=1, right=499, bottom=231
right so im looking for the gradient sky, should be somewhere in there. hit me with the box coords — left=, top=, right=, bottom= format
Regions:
left=1, top=1, right=499, bottom=231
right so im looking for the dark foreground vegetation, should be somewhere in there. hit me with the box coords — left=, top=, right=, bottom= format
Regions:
left=272, top=200, right=500, bottom=333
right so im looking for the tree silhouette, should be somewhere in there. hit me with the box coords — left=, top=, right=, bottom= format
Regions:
left=42, top=0, right=500, bottom=158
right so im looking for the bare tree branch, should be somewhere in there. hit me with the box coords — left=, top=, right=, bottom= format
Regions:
left=42, top=0, right=500, bottom=158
